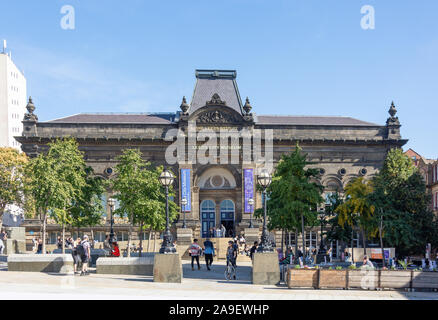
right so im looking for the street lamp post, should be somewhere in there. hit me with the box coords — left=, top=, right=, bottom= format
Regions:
left=248, top=198, right=254, bottom=228
left=257, top=170, right=273, bottom=253
left=108, top=197, right=116, bottom=246
left=159, top=169, right=176, bottom=254
left=318, top=207, right=326, bottom=255
left=181, top=197, right=188, bottom=229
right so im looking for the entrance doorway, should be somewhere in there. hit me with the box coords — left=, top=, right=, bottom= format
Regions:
left=220, top=200, right=235, bottom=237
left=201, top=200, right=215, bottom=238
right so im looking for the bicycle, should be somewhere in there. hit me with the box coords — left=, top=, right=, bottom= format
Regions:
left=224, top=262, right=236, bottom=280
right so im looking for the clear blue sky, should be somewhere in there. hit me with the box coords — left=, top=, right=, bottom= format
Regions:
left=1, top=0, right=437, bottom=158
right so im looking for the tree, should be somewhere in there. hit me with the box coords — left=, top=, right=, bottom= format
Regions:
left=371, top=148, right=436, bottom=257
left=335, top=177, right=375, bottom=255
left=0, top=148, right=28, bottom=230
left=70, top=167, right=107, bottom=237
left=112, top=149, right=178, bottom=257
left=27, top=138, right=86, bottom=254
left=261, top=144, right=324, bottom=257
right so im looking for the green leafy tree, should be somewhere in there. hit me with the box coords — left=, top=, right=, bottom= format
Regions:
left=27, top=138, right=86, bottom=254
left=260, top=144, right=324, bottom=256
left=112, top=149, right=178, bottom=256
left=371, top=148, right=436, bottom=257
left=335, top=177, right=375, bottom=255
left=325, top=193, right=353, bottom=250
left=0, top=148, right=29, bottom=230
left=70, top=167, right=107, bottom=236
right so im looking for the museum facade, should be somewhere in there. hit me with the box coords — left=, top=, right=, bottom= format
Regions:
left=17, top=70, right=407, bottom=252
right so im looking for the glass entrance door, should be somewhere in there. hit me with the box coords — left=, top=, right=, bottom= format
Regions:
left=220, top=200, right=235, bottom=237
left=201, top=200, right=215, bottom=238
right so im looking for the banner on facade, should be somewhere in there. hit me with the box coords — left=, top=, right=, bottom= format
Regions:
left=244, top=169, right=254, bottom=213
left=180, top=169, right=191, bottom=212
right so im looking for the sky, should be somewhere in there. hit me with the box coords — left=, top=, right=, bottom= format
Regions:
left=1, top=0, right=437, bottom=158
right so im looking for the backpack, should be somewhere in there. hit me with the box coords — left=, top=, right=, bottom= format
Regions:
left=76, top=242, right=85, bottom=257
left=189, top=244, right=200, bottom=256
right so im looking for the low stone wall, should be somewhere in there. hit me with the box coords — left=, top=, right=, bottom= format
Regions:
left=8, top=254, right=74, bottom=273
left=53, top=248, right=108, bottom=267
left=96, top=255, right=155, bottom=275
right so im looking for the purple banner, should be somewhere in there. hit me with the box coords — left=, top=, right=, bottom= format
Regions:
left=244, top=169, right=254, bottom=213
left=180, top=169, right=191, bottom=212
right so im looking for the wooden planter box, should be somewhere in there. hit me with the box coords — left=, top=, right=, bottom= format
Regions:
left=348, top=269, right=379, bottom=290
left=287, top=269, right=319, bottom=289
left=412, top=271, right=438, bottom=289
left=319, top=270, right=347, bottom=289
left=379, top=270, right=412, bottom=289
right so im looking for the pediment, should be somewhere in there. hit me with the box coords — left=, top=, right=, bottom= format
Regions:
left=192, top=107, right=244, bottom=125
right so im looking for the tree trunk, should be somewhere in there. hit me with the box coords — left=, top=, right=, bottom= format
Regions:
left=147, top=227, right=152, bottom=252
left=127, top=215, right=134, bottom=258
left=153, top=231, right=157, bottom=252
left=281, top=229, right=284, bottom=256
left=362, top=229, right=367, bottom=256
left=294, top=228, right=298, bottom=258
left=301, top=213, right=306, bottom=259
left=0, top=206, right=4, bottom=231
left=42, top=212, right=47, bottom=254
left=139, top=222, right=143, bottom=257
left=379, top=214, right=385, bottom=268
left=62, top=221, right=65, bottom=254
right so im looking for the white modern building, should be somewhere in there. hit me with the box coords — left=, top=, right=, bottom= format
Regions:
left=0, top=41, right=27, bottom=227
left=0, top=40, right=27, bottom=150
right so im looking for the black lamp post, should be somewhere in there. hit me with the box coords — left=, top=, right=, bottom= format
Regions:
left=257, top=170, right=273, bottom=253
left=248, top=198, right=254, bottom=228
left=318, top=207, right=326, bottom=254
left=159, top=169, right=176, bottom=254
left=181, top=197, right=188, bottom=229
left=108, top=197, right=116, bottom=246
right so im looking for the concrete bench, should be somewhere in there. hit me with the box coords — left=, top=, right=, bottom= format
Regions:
left=96, top=254, right=155, bottom=275
left=8, top=254, right=73, bottom=273
left=52, top=248, right=109, bottom=267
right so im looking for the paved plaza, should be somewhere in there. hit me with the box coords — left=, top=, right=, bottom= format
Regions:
left=0, top=261, right=437, bottom=300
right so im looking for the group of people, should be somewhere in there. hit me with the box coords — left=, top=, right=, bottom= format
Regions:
left=208, top=224, right=230, bottom=238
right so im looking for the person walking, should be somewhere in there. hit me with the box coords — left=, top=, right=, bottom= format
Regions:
left=203, top=238, right=215, bottom=270
left=250, top=241, right=258, bottom=260
left=36, top=238, right=43, bottom=254
left=189, top=239, right=202, bottom=271
left=226, top=240, right=238, bottom=279
left=72, top=238, right=81, bottom=274
left=79, top=235, right=91, bottom=276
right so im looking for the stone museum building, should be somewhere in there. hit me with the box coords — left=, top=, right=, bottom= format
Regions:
left=17, top=70, right=407, bottom=256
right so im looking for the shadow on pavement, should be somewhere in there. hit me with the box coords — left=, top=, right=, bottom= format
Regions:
left=182, top=261, right=252, bottom=283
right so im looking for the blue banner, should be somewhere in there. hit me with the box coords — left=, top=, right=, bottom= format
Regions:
left=244, top=169, right=254, bottom=213
left=180, top=169, right=191, bottom=212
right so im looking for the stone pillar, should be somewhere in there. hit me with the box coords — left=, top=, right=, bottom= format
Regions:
left=252, top=252, right=280, bottom=285
left=244, top=228, right=260, bottom=244
left=153, top=253, right=182, bottom=283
